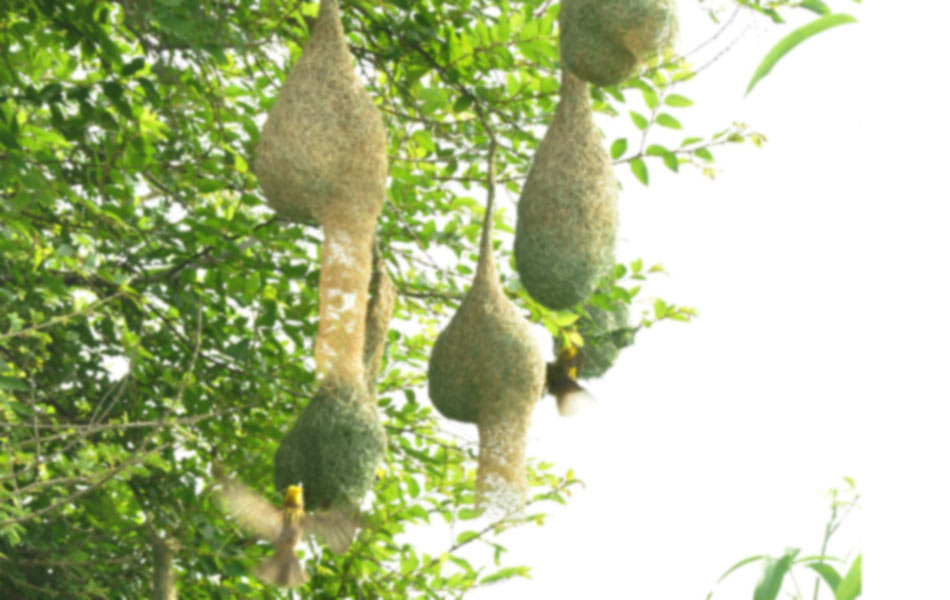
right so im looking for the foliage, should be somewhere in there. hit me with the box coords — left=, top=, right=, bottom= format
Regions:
left=707, top=478, right=862, bottom=600
left=746, top=12, right=858, bottom=95
left=1, top=0, right=859, bottom=597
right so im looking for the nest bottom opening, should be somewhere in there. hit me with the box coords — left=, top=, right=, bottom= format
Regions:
left=274, top=381, right=386, bottom=511
left=475, top=414, right=531, bottom=514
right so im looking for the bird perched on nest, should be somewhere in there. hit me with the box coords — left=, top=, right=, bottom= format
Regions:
left=546, top=346, right=596, bottom=416
left=216, top=475, right=359, bottom=588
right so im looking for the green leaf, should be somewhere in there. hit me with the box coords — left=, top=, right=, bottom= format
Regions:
left=554, top=312, right=580, bottom=327
left=805, top=562, right=842, bottom=592
left=0, top=377, right=29, bottom=392
left=629, top=111, right=648, bottom=130
left=656, top=113, right=682, bottom=129
left=0, top=128, right=19, bottom=149
left=746, top=14, right=858, bottom=95
left=610, top=138, right=627, bottom=160
left=661, top=152, right=679, bottom=172
left=456, top=531, right=479, bottom=544
left=800, top=0, right=831, bottom=15
left=708, top=554, right=767, bottom=600
left=630, top=79, right=658, bottom=109
left=754, top=548, right=800, bottom=600
left=664, top=94, right=693, bottom=107
left=406, top=476, right=420, bottom=498
left=835, top=555, right=861, bottom=600
left=120, top=57, right=146, bottom=76
left=480, top=566, right=529, bottom=584
left=629, top=158, right=648, bottom=185
left=457, top=508, right=481, bottom=520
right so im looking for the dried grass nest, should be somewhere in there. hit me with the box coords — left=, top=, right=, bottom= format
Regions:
left=274, top=382, right=386, bottom=512
left=514, top=69, right=619, bottom=310
left=428, top=173, right=545, bottom=512
left=560, top=0, right=678, bottom=86
left=254, top=0, right=387, bottom=226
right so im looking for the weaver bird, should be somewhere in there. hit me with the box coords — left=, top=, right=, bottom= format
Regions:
left=217, top=479, right=358, bottom=588
left=546, top=346, right=596, bottom=416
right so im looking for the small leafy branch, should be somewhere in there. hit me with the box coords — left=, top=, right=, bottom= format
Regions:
left=707, top=477, right=861, bottom=600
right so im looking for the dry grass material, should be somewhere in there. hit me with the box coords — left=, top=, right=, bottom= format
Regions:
left=274, top=381, right=386, bottom=512
left=255, top=0, right=386, bottom=227
left=265, top=1, right=392, bottom=515
left=362, top=242, right=395, bottom=392
left=255, top=0, right=388, bottom=387
left=514, top=69, right=619, bottom=310
left=428, top=164, right=545, bottom=512
left=560, top=0, right=678, bottom=86
left=272, top=248, right=393, bottom=514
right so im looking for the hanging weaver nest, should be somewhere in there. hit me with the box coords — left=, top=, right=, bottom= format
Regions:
left=255, top=0, right=388, bottom=387
left=560, top=0, right=678, bottom=86
left=274, top=381, right=386, bottom=512
left=273, top=250, right=395, bottom=512
left=257, top=0, right=391, bottom=509
left=515, top=69, right=619, bottom=310
left=255, top=0, right=386, bottom=226
left=427, top=156, right=545, bottom=512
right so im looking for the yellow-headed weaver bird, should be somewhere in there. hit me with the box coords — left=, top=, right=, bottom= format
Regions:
left=546, top=346, right=596, bottom=416
left=217, top=477, right=358, bottom=588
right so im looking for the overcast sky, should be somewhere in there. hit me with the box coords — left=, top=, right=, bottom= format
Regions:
left=438, top=1, right=950, bottom=598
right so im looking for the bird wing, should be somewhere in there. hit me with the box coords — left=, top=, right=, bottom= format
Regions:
left=556, top=385, right=596, bottom=417
left=217, top=480, right=284, bottom=542
left=301, top=509, right=359, bottom=554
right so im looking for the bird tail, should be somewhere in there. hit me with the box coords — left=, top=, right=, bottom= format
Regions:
left=254, top=548, right=307, bottom=588
left=555, top=382, right=596, bottom=417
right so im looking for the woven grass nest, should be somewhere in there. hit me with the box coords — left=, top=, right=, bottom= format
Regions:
left=274, top=251, right=394, bottom=512
left=515, top=69, right=619, bottom=310
left=255, top=0, right=389, bottom=386
left=427, top=167, right=545, bottom=512
left=560, top=0, right=678, bottom=86
left=274, top=381, right=386, bottom=512
left=255, top=0, right=386, bottom=227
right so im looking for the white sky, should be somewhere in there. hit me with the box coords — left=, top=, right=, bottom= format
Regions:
left=437, top=1, right=950, bottom=598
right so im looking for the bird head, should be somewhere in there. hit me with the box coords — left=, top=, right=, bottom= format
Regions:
left=283, top=485, right=304, bottom=509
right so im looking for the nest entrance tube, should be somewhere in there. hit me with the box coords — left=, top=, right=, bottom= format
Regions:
left=314, top=220, right=376, bottom=387
left=427, top=146, right=545, bottom=512
left=476, top=410, right=531, bottom=512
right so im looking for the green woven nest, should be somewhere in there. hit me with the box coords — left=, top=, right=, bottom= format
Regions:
left=427, top=273, right=545, bottom=424
left=274, top=382, right=386, bottom=511
left=515, top=70, right=618, bottom=310
left=254, top=0, right=387, bottom=224
left=560, top=0, right=678, bottom=86
left=558, top=301, right=637, bottom=379
left=427, top=224, right=545, bottom=510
